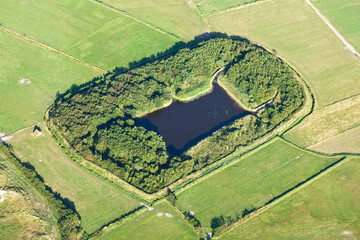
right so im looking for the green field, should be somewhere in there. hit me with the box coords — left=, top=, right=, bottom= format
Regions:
left=0, top=30, right=99, bottom=134
left=284, top=94, right=360, bottom=148
left=99, top=0, right=208, bottom=40
left=0, top=0, right=176, bottom=70
left=176, top=138, right=339, bottom=228
left=194, top=0, right=258, bottom=15
left=313, top=0, right=360, bottom=52
left=220, top=157, right=360, bottom=239
left=99, top=201, right=199, bottom=240
left=208, top=0, right=360, bottom=107
left=308, top=125, right=360, bottom=154
left=9, top=124, right=140, bottom=234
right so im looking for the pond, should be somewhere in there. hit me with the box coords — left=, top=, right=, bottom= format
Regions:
left=135, top=83, right=249, bottom=155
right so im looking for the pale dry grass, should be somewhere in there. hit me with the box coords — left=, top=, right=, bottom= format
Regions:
left=308, top=125, right=360, bottom=154
left=0, top=171, right=50, bottom=240
left=284, top=94, right=360, bottom=147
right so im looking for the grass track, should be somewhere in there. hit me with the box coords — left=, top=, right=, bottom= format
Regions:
left=176, top=138, right=339, bottom=228
left=0, top=30, right=99, bottom=133
left=312, top=0, right=360, bottom=52
left=9, top=124, right=140, bottom=234
left=208, top=0, right=360, bottom=107
left=98, top=201, right=199, bottom=240
left=0, top=0, right=176, bottom=70
left=219, top=157, right=360, bottom=239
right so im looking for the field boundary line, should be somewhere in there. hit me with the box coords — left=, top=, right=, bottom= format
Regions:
left=211, top=0, right=272, bottom=16
left=214, top=156, right=350, bottom=239
left=306, top=124, right=360, bottom=152
left=189, top=0, right=213, bottom=31
left=165, top=199, right=202, bottom=237
left=0, top=26, right=107, bottom=74
left=305, top=0, right=360, bottom=58
left=87, top=0, right=180, bottom=41
left=174, top=137, right=277, bottom=195
left=277, top=136, right=342, bottom=158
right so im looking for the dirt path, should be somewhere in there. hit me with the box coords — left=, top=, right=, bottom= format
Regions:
left=0, top=26, right=107, bottom=73
left=305, top=0, right=360, bottom=58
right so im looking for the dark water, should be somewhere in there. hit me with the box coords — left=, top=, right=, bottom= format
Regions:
left=135, top=83, right=249, bottom=155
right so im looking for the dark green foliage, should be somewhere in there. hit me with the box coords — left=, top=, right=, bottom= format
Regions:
left=0, top=143, right=84, bottom=240
left=166, top=189, right=177, bottom=206
left=210, top=206, right=258, bottom=234
left=183, top=212, right=202, bottom=229
left=49, top=37, right=304, bottom=193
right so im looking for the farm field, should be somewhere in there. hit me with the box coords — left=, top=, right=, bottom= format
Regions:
left=308, top=125, right=360, bottom=155
left=193, top=0, right=258, bottom=16
left=176, top=138, right=339, bottom=228
left=9, top=124, right=140, bottom=234
left=220, top=157, right=360, bottom=240
left=98, top=201, right=199, bottom=240
left=0, top=0, right=176, bottom=70
left=312, top=0, right=360, bottom=52
left=0, top=30, right=99, bottom=134
left=208, top=0, right=360, bottom=107
left=98, top=0, right=208, bottom=40
left=283, top=94, right=360, bottom=148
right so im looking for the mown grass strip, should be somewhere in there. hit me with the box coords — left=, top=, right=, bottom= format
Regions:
left=0, top=26, right=107, bottom=74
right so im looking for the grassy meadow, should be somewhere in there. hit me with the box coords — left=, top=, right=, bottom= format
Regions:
left=9, top=124, right=140, bottom=234
left=0, top=0, right=176, bottom=70
left=176, top=138, right=339, bottom=228
left=208, top=0, right=360, bottom=107
left=99, top=0, right=208, bottom=40
left=284, top=94, right=360, bottom=148
left=308, top=125, right=360, bottom=154
left=0, top=30, right=99, bottom=134
left=99, top=201, right=199, bottom=240
left=194, top=0, right=258, bottom=15
left=220, top=157, right=360, bottom=240
left=313, top=0, right=360, bottom=52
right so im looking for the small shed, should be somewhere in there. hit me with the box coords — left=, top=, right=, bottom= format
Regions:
left=33, top=126, right=42, bottom=137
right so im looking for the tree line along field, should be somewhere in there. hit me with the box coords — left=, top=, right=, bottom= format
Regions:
left=312, top=0, right=360, bottom=52
left=0, top=0, right=176, bottom=70
left=175, top=138, right=339, bottom=229
left=0, top=29, right=99, bottom=133
left=207, top=0, right=360, bottom=108
left=9, top=125, right=140, bottom=234
left=219, top=157, right=360, bottom=240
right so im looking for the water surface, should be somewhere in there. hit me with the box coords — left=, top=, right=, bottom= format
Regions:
left=135, top=83, right=249, bottom=155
